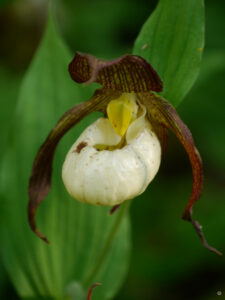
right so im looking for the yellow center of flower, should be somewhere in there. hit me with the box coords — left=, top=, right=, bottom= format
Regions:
left=107, top=93, right=138, bottom=136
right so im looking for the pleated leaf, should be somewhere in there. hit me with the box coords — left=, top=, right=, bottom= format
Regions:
left=133, top=0, right=204, bottom=107
left=0, top=14, right=130, bottom=300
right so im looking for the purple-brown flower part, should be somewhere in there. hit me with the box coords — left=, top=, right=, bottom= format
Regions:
left=141, top=93, right=222, bottom=256
left=69, top=52, right=163, bottom=93
left=87, top=283, right=102, bottom=300
left=141, top=92, right=203, bottom=217
left=28, top=89, right=121, bottom=243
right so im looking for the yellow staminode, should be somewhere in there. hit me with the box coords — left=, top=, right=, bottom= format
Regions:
left=107, top=94, right=138, bottom=136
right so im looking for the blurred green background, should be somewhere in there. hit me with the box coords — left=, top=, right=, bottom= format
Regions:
left=0, top=0, right=225, bottom=299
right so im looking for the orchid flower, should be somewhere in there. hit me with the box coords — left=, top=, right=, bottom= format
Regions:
left=28, top=52, right=221, bottom=255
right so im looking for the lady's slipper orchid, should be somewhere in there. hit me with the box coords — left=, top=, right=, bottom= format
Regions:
left=28, top=52, right=221, bottom=255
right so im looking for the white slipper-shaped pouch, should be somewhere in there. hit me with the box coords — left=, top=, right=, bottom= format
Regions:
left=62, top=103, right=161, bottom=206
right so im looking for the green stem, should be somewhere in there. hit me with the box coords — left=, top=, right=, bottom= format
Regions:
left=83, top=200, right=131, bottom=288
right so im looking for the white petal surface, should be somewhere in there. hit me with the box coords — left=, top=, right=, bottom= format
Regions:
left=62, top=116, right=161, bottom=206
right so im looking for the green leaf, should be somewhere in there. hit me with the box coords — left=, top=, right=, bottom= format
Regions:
left=1, top=13, right=130, bottom=300
left=0, top=65, right=22, bottom=160
left=133, top=0, right=204, bottom=107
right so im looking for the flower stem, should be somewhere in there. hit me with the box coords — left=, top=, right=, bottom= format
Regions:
left=83, top=200, right=131, bottom=288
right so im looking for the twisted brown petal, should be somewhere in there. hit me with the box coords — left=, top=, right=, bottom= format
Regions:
left=28, top=88, right=121, bottom=243
left=141, top=92, right=222, bottom=256
left=69, top=52, right=163, bottom=93
left=87, top=283, right=102, bottom=300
